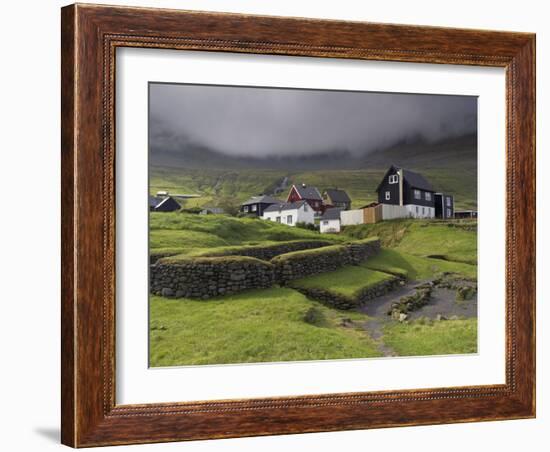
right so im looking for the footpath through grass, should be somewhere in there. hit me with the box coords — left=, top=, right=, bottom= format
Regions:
left=149, top=287, right=381, bottom=367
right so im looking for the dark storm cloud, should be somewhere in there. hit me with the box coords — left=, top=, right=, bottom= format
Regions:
left=149, top=83, right=477, bottom=157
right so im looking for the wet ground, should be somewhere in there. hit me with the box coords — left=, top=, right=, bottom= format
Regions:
left=358, top=280, right=477, bottom=357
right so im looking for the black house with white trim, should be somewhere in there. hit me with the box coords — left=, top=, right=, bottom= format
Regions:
left=376, top=165, right=436, bottom=218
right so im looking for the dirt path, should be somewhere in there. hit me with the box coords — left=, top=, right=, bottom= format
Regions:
left=358, top=279, right=477, bottom=357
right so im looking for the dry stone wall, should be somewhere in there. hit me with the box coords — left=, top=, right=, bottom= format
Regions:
left=292, top=277, right=401, bottom=310
left=150, top=256, right=275, bottom=299
left=150, top=237, right=382, bottom=299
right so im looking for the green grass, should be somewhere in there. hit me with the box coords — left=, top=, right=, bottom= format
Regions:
left=290, top=266, right=394, bottom=298
left=383, top=319, right=477, bottom=356
left=343, top=219, right=477, bottom=265
left=150, top=211, right=343, bottom=255
left=362, top=249, right=477, bottom=280
left=149, top=287, right=381, bottom=366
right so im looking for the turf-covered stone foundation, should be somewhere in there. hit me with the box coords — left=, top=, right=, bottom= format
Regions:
left=150, top=256, right=275, bottom=299
left=292, top=277, right=401, bottom=310
left=272, top=237, right=381, bottom=283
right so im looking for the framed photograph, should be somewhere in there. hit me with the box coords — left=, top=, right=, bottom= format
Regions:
left=61, top=4, right=535, bottom=447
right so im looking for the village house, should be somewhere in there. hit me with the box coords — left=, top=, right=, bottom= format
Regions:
left=320, top=207, right=342, bottom=234
left=240, top=195, right=280, bottom=216
left=149, top=195, right=181, bottom=212
left=376, top=165, right=436, bottom=219
left=322, top=188, right=352, bottom=211
left=286, top=183, right=324, bottom=213
left=434, top=193, right=455, bottom=219
left=262, top=200, right=314, bottom=226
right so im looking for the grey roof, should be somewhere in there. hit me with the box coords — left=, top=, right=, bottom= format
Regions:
left=401, top=168, right=434, bottom=192
left=241, top=195, right=280, bottom=206
left=149, top=196, right=163, bottom=208
left=324, top=188, right=351, bottom=204
left=321, top=207, right=343, bottom=221
left=263, top=200, right=307, bottom=213
left=292, top=184, right=322, bottom=201
left=376, top=166, right=434, bottom=192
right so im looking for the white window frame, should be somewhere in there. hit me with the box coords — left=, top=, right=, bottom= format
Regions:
left=446, top=197, right=452, bottom=207
left=447, top=208, right=452, bottom=218
left=251, top=204, right=257, bottom=212
left=243, top=205, right=249, bottom=213
left=323, top=220, right=329, bottom=225
left=276, top=216, right=281, bottom=223
left=385, top=191, right=391, bottom=201
left=287, top=215, right=293, bottom=224
left=414, top=189, right=421, bottom=199
left=389, top=174, right=398, bottom=184
left=425, top=192, right=431, bottom=201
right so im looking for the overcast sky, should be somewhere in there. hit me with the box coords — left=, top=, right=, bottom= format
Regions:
left=149, top=83, right=477, bottom=158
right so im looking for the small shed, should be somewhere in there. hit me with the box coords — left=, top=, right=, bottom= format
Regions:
left=320, top=207, right=342, bottom=234
left=149, top=196, right=181, bottom=212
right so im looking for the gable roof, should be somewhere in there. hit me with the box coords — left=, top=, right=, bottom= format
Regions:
left=321, top=207, right=342, bottom=221
left=263, top=200, right=308, bottom=213
left=292, top=184, right=322, bottom=201
left=401, top=169, right=434, bottom=191
left=241, top=195, right=280, bottom=206
left=375, top=165, right=434, bottom=192
left=324, top=188, right=351, bottom=203
left=149, top=195, right=163, bottom=208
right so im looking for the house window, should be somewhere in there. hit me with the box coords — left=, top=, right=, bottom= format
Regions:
left=414, top=189, right=421, bottom=199
left=276, top=216, right=281, bottom=223
left=425, top=192, right=431, bottom=201
left=422, top=207, right=425, bottom=215
left=243, top=205, right=249, bottom=213
left=287, top=215, right=293, bottom=224
left=389, top=174, right=399, bottom=184
left=323, top=220, right=329, bottom=225
left=446, top=208, right=452, bottom=217
left=446, top=197, right=452, bottom=207
left=385, top=191, right=391, bottom=200
left=304, top=204, right=308, bottom=211
left=251, top=204, right=257, bottom=212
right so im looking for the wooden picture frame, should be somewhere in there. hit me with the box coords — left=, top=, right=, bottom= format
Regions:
left=61, top=3, right=535, bottom=447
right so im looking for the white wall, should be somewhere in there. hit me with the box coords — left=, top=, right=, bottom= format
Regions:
left=405, top=205, right=435, bottom=219
left=381, top=203, right=410, bottom=220
left=341, top=209, right=364, bottom=225
left=1, top=1, right=547, bottom=452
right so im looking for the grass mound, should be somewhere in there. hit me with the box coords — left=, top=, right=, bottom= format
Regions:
left=361, top=249, right=477, bottom=280
left=150, top=212, right=343, bottom=255
left=290, top=266, right=394, bottom=298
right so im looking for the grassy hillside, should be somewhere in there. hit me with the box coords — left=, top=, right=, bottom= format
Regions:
left=343, top=219, right=477, bottom=265
left=150, top=288, right=381, bottom=366
left=150, top=211, right=344, bottom=255
left=151, top=166, right=477, bottom=211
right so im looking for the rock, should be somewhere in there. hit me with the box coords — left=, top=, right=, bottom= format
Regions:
left=161, top=288, right=174, bottom=297
left=399, top=313, right=408, bottom=322
left=175, top=290, right=185, bottom=298
left=435, top=314, right=447, bottom=321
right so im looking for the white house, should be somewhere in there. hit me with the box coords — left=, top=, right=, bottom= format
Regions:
left=262, top=200, right=314, bottom=226
left=320, top=208, right=342, bottom=234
